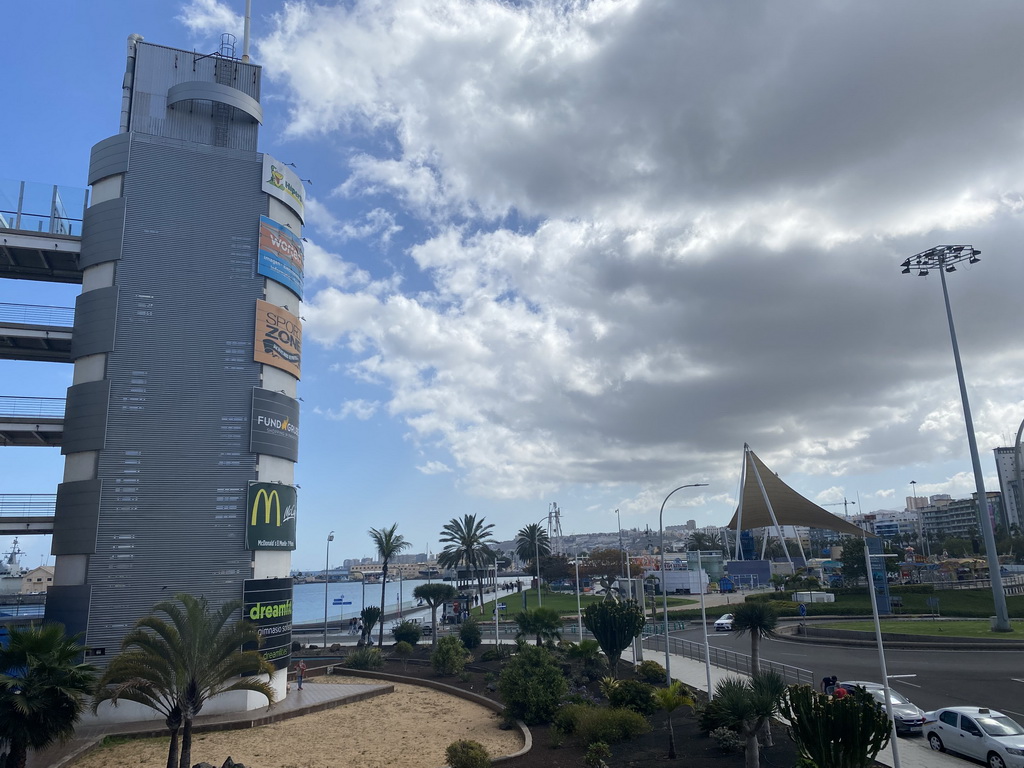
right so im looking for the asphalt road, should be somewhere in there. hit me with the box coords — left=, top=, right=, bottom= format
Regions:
left=675, top=623, right=1024, bottom=721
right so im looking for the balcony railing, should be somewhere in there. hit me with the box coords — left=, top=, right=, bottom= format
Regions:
left=0, top=396, right=66, bottom=418
left=0, top=178, right=88, bottom=236
left=0, top=495, right=57, bottom=516
left=0, top=303, right=74, bottom=327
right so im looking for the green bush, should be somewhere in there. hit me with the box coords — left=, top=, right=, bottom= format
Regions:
left=607, top=679, right=657, bottom=715
left=460, top=619, right=483, bottom=649
left=344, top=647, right=384, bottom=670
left=393, top=640, right=414, bottom=669
left=635, top=659, right=666, bottom=684
left=553, top=702, right=594, bottom=734
left=480, top=644, right=512, bottom=662
left=583, top=742, right=612, bottom=768
left=695, top=698, right=736, bottom=734
left=710, top=726, right=744, bottom=752
left=444, top=739, right=490, bottom=768
left=498, top=645, right=568, bottom=725
left=391, top=620, right=422, bottom=645
left=432, top=635, right=470, bottom=676
left=574, top=707, right=651, bottom=746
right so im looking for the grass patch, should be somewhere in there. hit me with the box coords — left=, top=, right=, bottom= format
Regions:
left=814, top=619, right=1021, bottom=639
left=486, top=590, right=695, bottom=615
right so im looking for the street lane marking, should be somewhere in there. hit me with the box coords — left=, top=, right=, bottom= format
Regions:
left=893, top=680, right=921, bottom=688
left=1005, top=710, right=1024, bottom=719
left=1011, top=679, right=1024, bottom=684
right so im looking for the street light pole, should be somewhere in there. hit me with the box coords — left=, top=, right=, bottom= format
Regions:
left=901, top=245, right=1010, bottom=631
left=532, top=514, right=548, bottom=608
left=659, top=483, right=709, bottom=685
left=324, top=530, right=335, bottom=649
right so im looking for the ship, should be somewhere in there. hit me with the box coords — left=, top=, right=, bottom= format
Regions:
left=0, top=538, right=28, bottom=595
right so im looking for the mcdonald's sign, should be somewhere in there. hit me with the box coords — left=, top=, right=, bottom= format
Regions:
left=245, top=482, right=297, bottom=551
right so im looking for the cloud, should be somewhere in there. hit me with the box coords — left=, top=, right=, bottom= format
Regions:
left=417, top=461, right=453, bottom=475
left=178, top=0, right=242, bottom=37
left=254, top=0, right=1024, bottom=510
left=315, top=400, right=380, bottom=421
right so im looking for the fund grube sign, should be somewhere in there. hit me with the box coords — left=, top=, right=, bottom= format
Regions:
left=258, top=215, right=304, bottom=298
left=246, top=482, right=297, bottom=550
left=254, top=299, right=301, bottom=378
left=243, top=577, right=293, bottom=670
left=251, top=388, right=299, bottom=462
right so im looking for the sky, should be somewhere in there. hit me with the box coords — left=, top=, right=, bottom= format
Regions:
left=3, top=0, right=1024, bottom=571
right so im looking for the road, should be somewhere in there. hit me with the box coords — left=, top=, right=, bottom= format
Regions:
left=674, top=622, right=1024, bottom=720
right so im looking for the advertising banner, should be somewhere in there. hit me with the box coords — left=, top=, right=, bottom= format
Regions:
left=250, top=388, right=299, bottom=461
left=258, top=216, right=304, bottom=298
left=243, top=577, right=293, bottom=670
left=254, top=299, right=301, bottom=378
left=262, top=154, right=305, bottom=223
left=246, top=482, right=297, bottom=550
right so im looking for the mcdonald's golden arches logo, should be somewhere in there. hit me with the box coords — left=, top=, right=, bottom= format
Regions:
left=245, top=482, right=297, bottom=551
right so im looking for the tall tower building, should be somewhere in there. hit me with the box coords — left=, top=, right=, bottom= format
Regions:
left=46, top=35, right=303, bottom=705
left=993, top=446, right=1022, bottom=530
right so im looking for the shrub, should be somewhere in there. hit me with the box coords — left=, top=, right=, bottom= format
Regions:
left=460, top=619, right=482, bottom=649
left=393, top=640, right=414, bottom=670
left=344, top=647, right=384, bottom=670
left=391, top=620, right=422, bottom=645
left=498, top=645, right=568, bottom=725
left=607, top=679, right=657, bottom=715
left=583, top=742, right=612, bottom=768
left=480, top=644, right=512, bottom=662
left=553, top=702, right=594, bottom=734
left=432, top=635, right=470, bottom=676
left=444, top=739, right=490, bottom=768
left=695, top=698, right=736, bottom=734
left=574, top=707, right=651, bottom=746
left=710, top=726, right=744, bottom=752
left=635, top=659, right=666, bottom=684
left=565, top=639, right=609, bottom=681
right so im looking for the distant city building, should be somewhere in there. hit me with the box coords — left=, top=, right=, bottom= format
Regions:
left=920, top=492, right=1003, bottom=541
left=993, top=446, right=1023, bottom=529
left=21, top=565, right=54, bottom=594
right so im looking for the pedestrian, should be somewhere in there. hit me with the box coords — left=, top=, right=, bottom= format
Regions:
left=294, top=659, right=307, bottom=691
left=821, top=675, right=837, bottom=695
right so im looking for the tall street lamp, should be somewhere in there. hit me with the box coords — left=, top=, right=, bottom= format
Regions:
left=901, top=245, right=1010, bottom=631
left=660, top=483, right=709, bottom=684
left=323, top=530, right=334, bottom=648
left=532, top=513, right=548, bottom=608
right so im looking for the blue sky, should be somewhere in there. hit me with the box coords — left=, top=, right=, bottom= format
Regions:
left=4, top=0, right=1024, bottom=571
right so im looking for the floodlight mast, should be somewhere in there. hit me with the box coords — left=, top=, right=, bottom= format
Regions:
left=901, top=245, right=1010, bottom=632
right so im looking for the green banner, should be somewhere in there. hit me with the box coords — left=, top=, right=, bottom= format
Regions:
left=245, top=482, right=297, bottom=550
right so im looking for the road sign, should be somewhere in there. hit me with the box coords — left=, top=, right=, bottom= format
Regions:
left=333, top=599, right=352, bottom=605
left=497, top=602, right=506, bottom=609
left=798, top=603, right=807, bottom=617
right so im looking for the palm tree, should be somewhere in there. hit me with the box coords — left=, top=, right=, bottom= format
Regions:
left=713, top=672, right=787, bottom=768
left=653, top=681, right=695, bottom=759
left=438, top=514, right=496, bottom=614
left=369, top=524, right=412, bottom=648
left=688, top=531, right=721, bottom=552
left=93, top=593, right=275, bottom=768
left=731, top=600, right=779, bottom=675
left=0, top=623, right=96, bottom=768
left=413, top=583, right=457, bottom=648
left=514, top=523, right=551, bottom=569
left=513, top=607, right=563, bottom=646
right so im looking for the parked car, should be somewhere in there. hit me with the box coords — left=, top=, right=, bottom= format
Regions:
left=714, top=613, right=734, bottom=631
left=838, top=681, right=926, bottom=736
left=420, top=622, right=433, bottom=635
left=924, top=706, right=1024, bottom=768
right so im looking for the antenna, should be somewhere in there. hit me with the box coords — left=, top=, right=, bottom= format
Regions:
left=242, top=0, right=252, bottom=62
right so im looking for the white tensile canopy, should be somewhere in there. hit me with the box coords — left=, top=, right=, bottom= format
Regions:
left=728, top=444, right=869, bottom=563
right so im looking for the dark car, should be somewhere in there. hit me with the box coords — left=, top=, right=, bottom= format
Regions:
left=838, top=681, right=926, bottom=736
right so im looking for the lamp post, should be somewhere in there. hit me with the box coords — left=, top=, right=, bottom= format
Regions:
left=901, top=245, right=1010, bottom=631
left=324, top=530, right=334, bottom=648
left=616, top=508, right=624, bottom=584
left=659, top=483, right=709, bottom=684
left=532, top=513, right=548, bottom=608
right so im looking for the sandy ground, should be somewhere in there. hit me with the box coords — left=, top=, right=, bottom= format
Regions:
left=71, top=677, right=524, bottom=768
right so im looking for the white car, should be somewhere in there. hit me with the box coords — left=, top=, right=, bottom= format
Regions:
left=924, top=706, right=1024, bottom=768
left=714, top=613, right=734, bottom=631
left=838, top=681, right=926, bottom=736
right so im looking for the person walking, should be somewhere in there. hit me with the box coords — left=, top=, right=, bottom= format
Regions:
left=295, top=659, right=307, bottom=691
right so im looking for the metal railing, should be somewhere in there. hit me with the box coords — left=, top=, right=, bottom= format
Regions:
left=0, top=495, right=57, bottom=516
left=643, top=633, right=814, bottom=688
left=0, top=303, right=74, bottom=327
left=0, top=178, right=88, bottom=236
left=0, top=396, right=66, bottom=418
